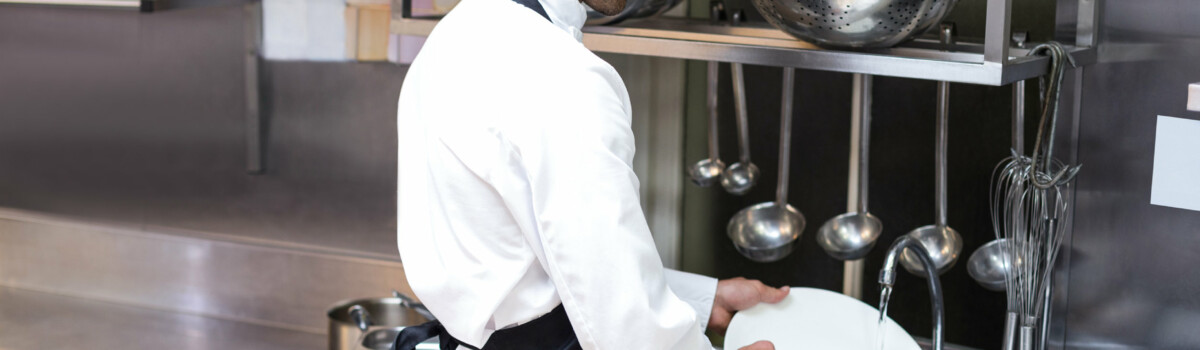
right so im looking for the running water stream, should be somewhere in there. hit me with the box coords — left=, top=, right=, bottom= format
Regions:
left=877, top=285, right=893, bottom=350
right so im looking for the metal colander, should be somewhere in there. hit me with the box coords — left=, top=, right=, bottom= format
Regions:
left=751, top=0, right=960, bottom=48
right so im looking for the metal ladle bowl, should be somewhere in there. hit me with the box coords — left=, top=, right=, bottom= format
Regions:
left=967, top=238, right=1020, bottom=292
left=817, top=211, right=882, bottom=260
left=721, top=162, right=760, bottom=194
left=689, top=159, right=726, bottom=187
left=900, top=225, right=961, bottom=276
left=728, top=203, right=806, bottom=262
left=749, top=0, right=960, bottom=49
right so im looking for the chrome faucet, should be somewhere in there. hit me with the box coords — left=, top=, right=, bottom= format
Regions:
left=879, top=235, right=945, bottom=350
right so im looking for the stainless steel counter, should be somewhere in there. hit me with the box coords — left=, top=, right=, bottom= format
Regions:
left=0, top=286, right=324, bottom=350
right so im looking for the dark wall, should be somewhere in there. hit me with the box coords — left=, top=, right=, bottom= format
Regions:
left=679, top=0, right=1061, bottom=348
left=0, top=4, right=405, bottom=258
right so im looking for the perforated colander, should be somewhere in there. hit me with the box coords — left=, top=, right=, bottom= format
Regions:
left=752, top=0, right=959, bottom=48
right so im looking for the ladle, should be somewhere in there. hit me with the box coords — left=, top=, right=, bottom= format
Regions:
left=687, top=5, right=728, bottom=187
left=817, top=74, right=883, bottom=261
left=727, top=68, right=804, bottom=262
left=899, top=24, right=963, bottom=276
left=720, top=11, right=759, bottom=195
left=688, top=62, right=726, bottom=186
left=970, top=69, right=1027, bottom=292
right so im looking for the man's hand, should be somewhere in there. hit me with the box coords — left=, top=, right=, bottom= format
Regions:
left=708, top=277, right=790, bottom=335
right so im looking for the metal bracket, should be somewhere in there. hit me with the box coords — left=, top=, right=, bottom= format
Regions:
left=1076, top=0, right=1101, bottom=47
left=983, top=0, right=1013, bottom=66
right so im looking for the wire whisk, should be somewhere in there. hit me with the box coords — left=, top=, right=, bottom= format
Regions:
left=992, top=41, right=1081, bottom=350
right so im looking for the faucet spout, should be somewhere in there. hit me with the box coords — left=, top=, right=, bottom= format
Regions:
left=878, top=235, right=945, bottom=350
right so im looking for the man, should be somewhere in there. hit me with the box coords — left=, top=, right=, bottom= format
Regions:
left=394, top=0, right=786, bottom=347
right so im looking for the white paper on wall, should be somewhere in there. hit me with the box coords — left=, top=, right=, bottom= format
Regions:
left=263, top=0, right=348, bottom=61
left=1150, top=115, right=1200, bottom=212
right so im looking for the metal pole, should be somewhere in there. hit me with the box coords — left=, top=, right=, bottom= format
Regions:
left=843, top=73, right=872, bottom=299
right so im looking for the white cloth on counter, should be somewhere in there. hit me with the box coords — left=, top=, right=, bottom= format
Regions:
left=395, top=0, right=717, bottom=348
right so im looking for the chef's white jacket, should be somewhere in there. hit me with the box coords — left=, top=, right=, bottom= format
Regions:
left=395, top=0, right=719, bottom=348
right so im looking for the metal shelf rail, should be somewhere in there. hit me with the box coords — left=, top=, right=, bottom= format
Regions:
left=0, top=0, right=152, bottom=11
left=390, top=0, right=1099, bottom=86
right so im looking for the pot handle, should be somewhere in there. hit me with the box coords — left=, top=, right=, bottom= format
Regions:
left=393, top=290, right=437, bottom=321
left=348, top=305, right=372, bottom=331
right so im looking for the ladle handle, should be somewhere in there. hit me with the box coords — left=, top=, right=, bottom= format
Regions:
left=1011, top=33, right=1027, bottom=156
left=854, top=74, right=872, bottom=214
left=776, top=68, right=795, bottom=206
left=707, top=61, right=721, bottom=161
left=1002, top=311, right=1018, bottom=350
left=936, top=82, right=949, bottom=227
left=732, top=62, right=751, bottom=163
left=1013, top=80, right=1025, bottom=155
left=935, top=24, right=953, bottom=228
left=1039, top=280, right=1054, bottom=350
left=1019, top=325, right=1035, bottom=350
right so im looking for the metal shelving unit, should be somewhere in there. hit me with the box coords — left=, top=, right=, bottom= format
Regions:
left=390, top=0, right=1102, bottom=303
left=390, top=0, right=1099, bottom=86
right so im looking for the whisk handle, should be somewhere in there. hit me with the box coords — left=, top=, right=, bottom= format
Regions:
left=1020, top=325, right=1035, bottom=350
left=1002, top=312, right=1018, bottom=350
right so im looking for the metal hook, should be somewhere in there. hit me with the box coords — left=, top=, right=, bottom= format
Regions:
left=1025, top=42, right=1081, bottom=189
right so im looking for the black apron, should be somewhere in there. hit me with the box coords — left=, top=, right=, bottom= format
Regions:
left=394, top=2, right=574, bottom=350
left=392, top=304, right=582, bottom=350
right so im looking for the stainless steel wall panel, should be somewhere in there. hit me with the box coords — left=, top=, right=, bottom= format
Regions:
left=0, top=4, right=406, bottom=258
left=1059, top=0, right=1200, bottom=348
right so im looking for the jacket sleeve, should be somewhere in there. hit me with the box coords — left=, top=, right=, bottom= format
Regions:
left=502, top=62, right=714, bottom=350
left=665, top=269, right=718, bottom=333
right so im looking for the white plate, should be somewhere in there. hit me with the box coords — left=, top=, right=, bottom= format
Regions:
left=723, top=287, right=920, bottom=350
